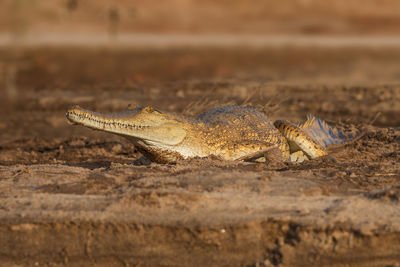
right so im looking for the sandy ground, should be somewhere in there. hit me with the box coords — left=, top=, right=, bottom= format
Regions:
left=0, top=42, right=400, bottom=266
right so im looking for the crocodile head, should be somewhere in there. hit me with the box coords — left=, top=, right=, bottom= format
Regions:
left=66, top=105, right=188, bottom=148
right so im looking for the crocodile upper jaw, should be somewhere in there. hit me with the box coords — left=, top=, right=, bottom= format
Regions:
left=66, top=105, right=187, bottom=146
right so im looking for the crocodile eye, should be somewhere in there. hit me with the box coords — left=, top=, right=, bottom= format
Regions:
left=143, top=106, right=161, bottom=114
left=143, top=106, right=154, bottom=113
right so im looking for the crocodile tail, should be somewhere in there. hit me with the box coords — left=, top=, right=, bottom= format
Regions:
left=298, top=115, right=360, bottom=147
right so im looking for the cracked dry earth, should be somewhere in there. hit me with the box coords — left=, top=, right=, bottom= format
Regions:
left=0, top=46, right=400, bottom=266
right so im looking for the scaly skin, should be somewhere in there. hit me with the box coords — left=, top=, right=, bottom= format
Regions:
left=66, top=105, right=356, bottom=163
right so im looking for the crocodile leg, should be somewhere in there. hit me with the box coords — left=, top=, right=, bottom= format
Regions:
left=288, top=150, right=309, bottom=162
left=231, top=140, right=288, bottom=162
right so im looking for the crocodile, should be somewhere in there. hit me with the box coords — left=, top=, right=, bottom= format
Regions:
left=66, top=104, right=358, bottom=163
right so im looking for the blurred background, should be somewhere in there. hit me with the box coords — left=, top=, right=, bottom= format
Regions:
left=2, top=0, right=400, bottom=35
left=1, top=0, right=400, bottom=165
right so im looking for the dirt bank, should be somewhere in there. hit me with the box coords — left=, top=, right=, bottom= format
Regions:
left=0, top=44, right=400, bottom=266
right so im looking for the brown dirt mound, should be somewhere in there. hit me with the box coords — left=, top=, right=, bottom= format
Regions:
left=0, top=46, right=400, bottom=266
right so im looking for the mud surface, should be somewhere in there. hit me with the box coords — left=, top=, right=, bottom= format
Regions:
left=1, top=44, right=400, bottom=266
